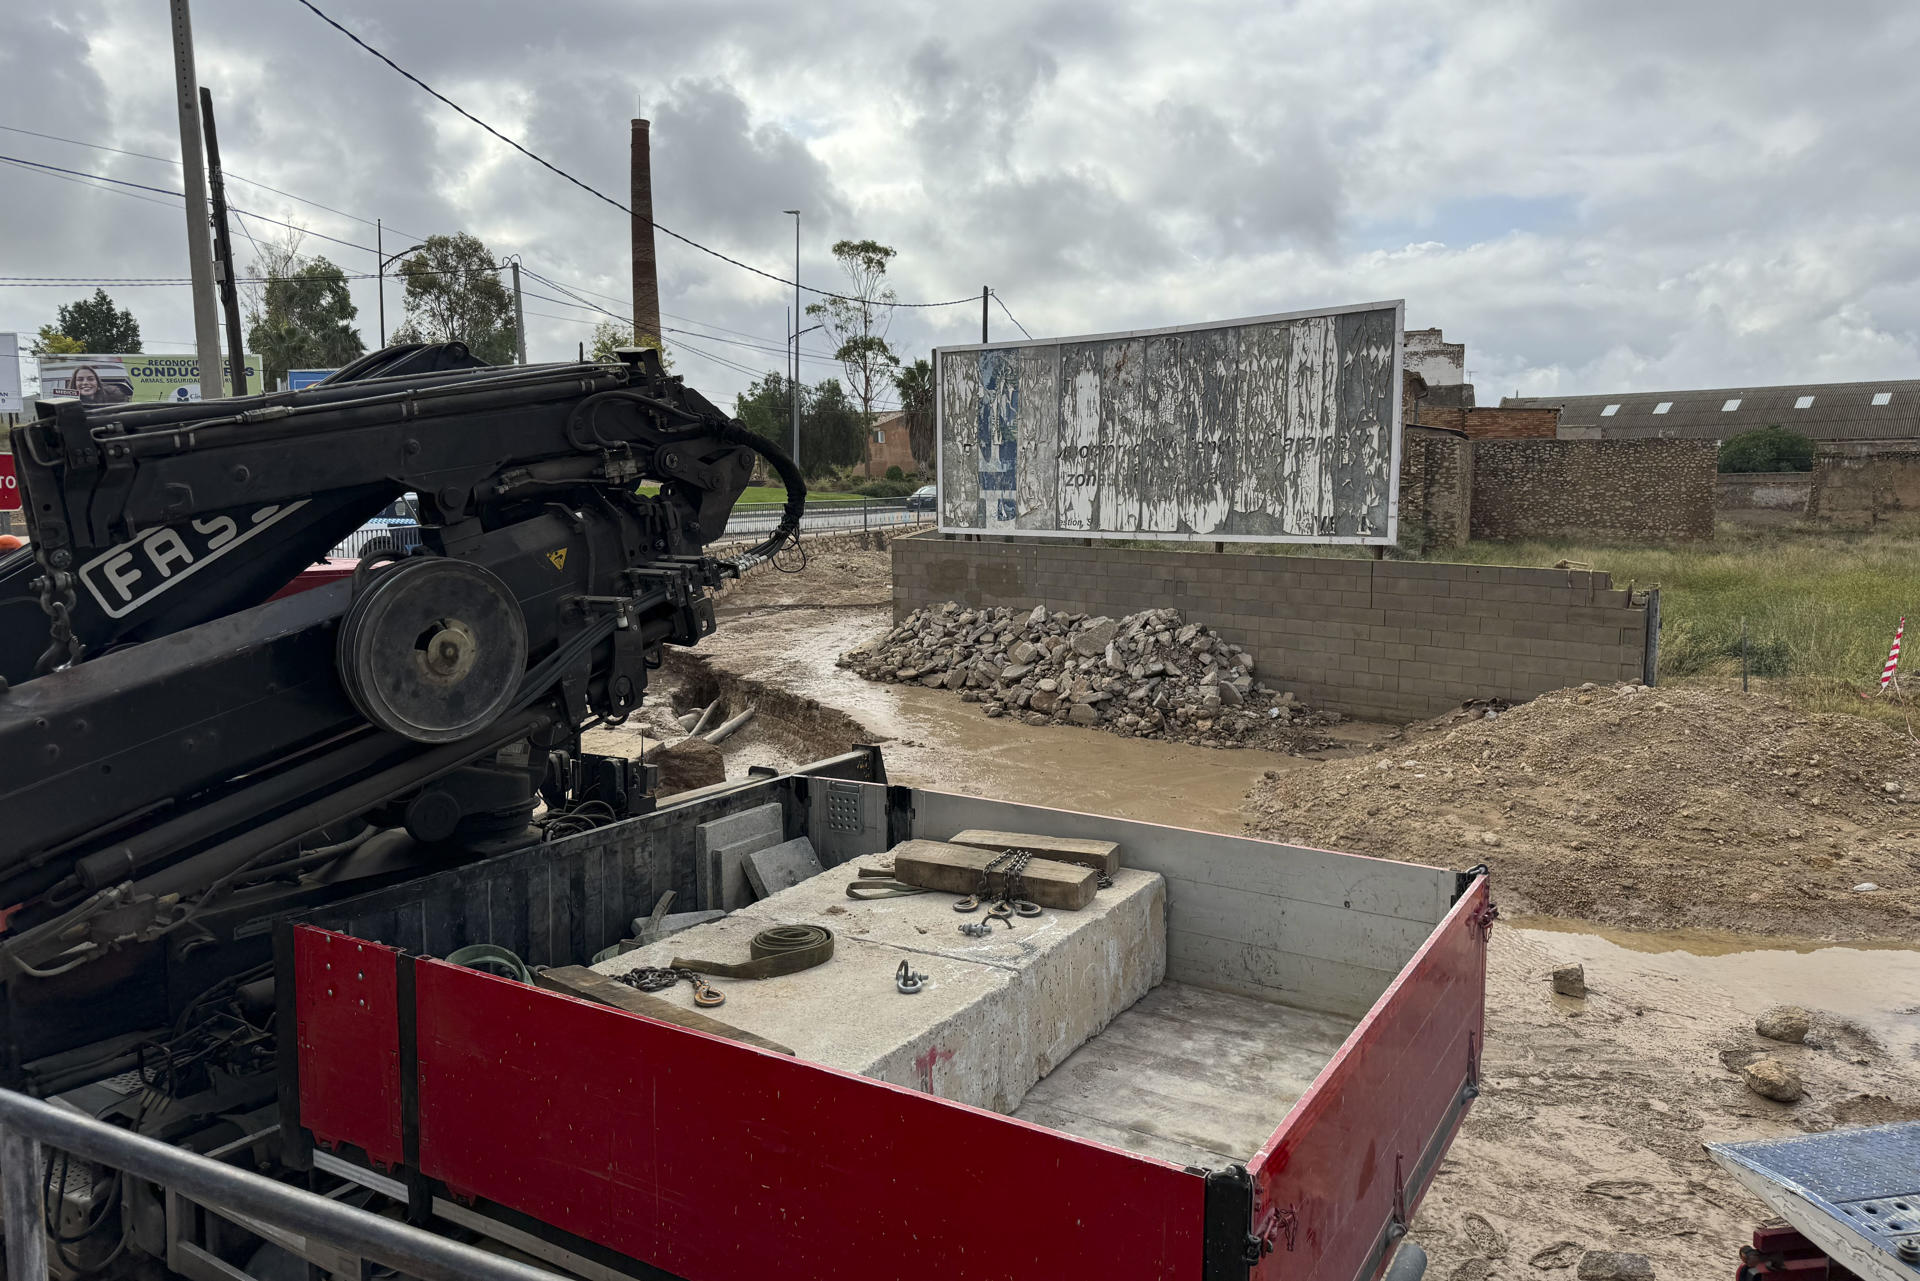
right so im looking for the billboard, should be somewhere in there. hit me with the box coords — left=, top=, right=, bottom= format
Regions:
left=0, top=333, right=20, bottom=414
left=35, top=353, right=263, bottom=406
left=287, top=368, right=336, bottom=391
left=936, top=300, right=1403, bottom=544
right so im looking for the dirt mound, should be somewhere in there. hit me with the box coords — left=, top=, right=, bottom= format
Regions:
left=1247, top=683, right=1920, bottom=939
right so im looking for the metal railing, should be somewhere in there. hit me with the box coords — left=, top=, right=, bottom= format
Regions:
left=326, top=523, right=424, bottom=560
left=0, top=1088, right=566, bottom=1281
left=722, top=496, right=922, bottom=537
left=322, top=497, right=925, bottom=560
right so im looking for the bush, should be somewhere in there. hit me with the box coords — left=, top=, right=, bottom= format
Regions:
left=1719, top=426, right=1815, bottom=473
left=884, top=465, right=904, bottom=481
left=853, top=479, right=917, bottom=498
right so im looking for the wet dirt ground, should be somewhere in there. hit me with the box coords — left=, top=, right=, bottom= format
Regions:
left=676, top=603, right=1388, bottom=830
left=621, top=555, right=1920, bottom=1281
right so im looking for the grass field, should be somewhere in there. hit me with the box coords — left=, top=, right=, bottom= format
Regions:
left=1427, top=525, right=1920, bottom=721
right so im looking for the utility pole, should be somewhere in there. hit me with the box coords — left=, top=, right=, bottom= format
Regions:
left=199, top=88, right=246, bottom=396
left=509, top=259, right=527, bottom=365
left=786, top=209, right=801, bottom=472
left=982, top=286, right=989, bottom=344
left=630, top=113, right=660, bottom=344
left=168, top=0, right=223, bottom=400
left=376, top=218, right=385, bottom=348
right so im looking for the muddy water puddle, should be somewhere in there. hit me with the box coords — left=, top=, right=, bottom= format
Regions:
left=1513, top=915, right=1920, bottom=1059
left=686, top=605, right=1387, bottom=834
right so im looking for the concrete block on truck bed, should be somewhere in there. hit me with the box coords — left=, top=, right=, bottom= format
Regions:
left=589, top=862, right=1165, bottom=1112
left=742, top=836, right=822, bottom=900
left=890, top=839, right=1097, bottom=909
left=944, top=829, right=1120, bottom=877
left=695, top=802, right=782, bottom=910
left=740, top=861, right=1165, bottom=1083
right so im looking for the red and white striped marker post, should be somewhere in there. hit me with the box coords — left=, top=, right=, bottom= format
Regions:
left=1880, top=616, right=1906, bottom=693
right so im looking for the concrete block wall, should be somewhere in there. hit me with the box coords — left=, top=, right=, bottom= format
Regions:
left=893, top=535, right=1648, bottom=721
left=1470, top=439, right=1716, bottom=542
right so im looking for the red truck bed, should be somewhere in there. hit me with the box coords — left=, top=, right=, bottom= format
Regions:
left=280, top=768, right=1491, bottom=1281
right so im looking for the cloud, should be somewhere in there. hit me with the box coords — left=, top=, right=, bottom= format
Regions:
left=4, top=0, right=1920, bottom=412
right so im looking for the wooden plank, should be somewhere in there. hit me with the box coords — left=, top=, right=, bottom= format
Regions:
left=943, top=829, right=1120, bottom=876
left=534, top=965, right=795, bottom=1055
left=889, top=839, right=1096, bottom=909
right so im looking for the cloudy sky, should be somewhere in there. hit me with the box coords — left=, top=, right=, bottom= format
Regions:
left=4, top=0, right=1919, bottom=408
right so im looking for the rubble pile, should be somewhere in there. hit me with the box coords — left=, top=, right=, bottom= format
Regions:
left=839, top=602, right=1341, bottom=750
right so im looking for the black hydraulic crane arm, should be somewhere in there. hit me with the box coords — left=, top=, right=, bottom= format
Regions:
left=0, top=345, right=804, bottom=999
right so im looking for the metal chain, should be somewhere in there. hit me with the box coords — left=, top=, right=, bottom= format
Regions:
left=617, top=965, right=723, bottom=1007
left=1002, top=850, right=1033, bottom=905
left=973, top=850, right=1014, bottom=899
left=29, top=544, right=85, bottom=675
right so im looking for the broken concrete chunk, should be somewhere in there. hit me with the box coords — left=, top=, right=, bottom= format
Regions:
left=1070, top=618, right=1119, bottom=656
left=1755, top=1005, right=1811, bottom=1043
left=1551, top=963, right=1586, bottom=998
left=1741, top=1056, right=1804, bottom=1102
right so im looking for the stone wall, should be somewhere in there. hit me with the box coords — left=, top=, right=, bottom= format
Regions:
left=1470, top=439, right=1716, bottom=542
left=892, top=535, right=1649, bottom=722
left=1715, top=471, right=1813, bottom=525
left=1396, top=427, right=1474, bottom=552
left=1808, top=449, right=1920, bottom=527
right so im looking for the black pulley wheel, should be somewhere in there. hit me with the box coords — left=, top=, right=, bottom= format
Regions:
left=336, top=558, right=527, bottom=743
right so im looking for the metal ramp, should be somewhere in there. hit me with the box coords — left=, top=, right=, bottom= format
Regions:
left=1708, top=1122, right=1920, bottom=1281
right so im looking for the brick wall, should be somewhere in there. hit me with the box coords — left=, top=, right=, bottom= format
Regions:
left=1414, top=405, right=1559, bottom=439
left=892, top=535, right=1649, bottom=721
left=1396, top=427, right=1473, bottom=552
left=1470, top=439, right=1716, bottom=541
left=1807, top=448, right=1920, bottom=527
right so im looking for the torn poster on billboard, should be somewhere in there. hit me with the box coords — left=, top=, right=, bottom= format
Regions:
left=936, top=300, right=1402, bottom=544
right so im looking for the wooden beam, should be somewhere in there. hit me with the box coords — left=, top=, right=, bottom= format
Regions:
left=889, top=839, right=1096, bottom=910
left=535, top=966, right=794, bottom=1055
left=943, top=829, right=1119, bottom=877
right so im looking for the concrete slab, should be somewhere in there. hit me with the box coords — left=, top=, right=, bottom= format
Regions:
left=591, top=858, right=1166, bottom=1113
left=592, top=913, right=1022, bottom=1107
left=736, top=862, right=1166, bottom=1081
left=695, top=803, right=782, bottom=909
left=743, top=837, right=822, bottom=900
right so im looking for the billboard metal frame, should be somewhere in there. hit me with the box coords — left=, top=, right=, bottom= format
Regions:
left=934, top=298, right=1404, bottom=546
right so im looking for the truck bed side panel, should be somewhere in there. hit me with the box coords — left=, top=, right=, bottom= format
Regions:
left=409, top=954, right=1207, bottom=1281
left=293, top=928, right=404, bottom=1169
left=1249, top=877, right=1490, bottom=1281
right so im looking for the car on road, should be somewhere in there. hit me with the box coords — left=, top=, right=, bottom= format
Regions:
left=907, top=484, right=936, bottom=512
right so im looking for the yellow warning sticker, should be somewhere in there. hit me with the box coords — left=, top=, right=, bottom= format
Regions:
left=547, top=548, right=568, bottom=570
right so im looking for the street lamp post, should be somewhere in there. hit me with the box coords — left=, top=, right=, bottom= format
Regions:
left=784, top=209, right=800, bottom=472
left=376, top=236, right=429, bottom=348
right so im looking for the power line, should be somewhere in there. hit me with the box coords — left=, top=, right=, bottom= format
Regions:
left=287, top=0, right=978, bottom=310
left=0, top=154, right=382, bottom=257
left=0, top=122, right=430, bottom=242
left=991, top=290, right=1033, bottom=341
